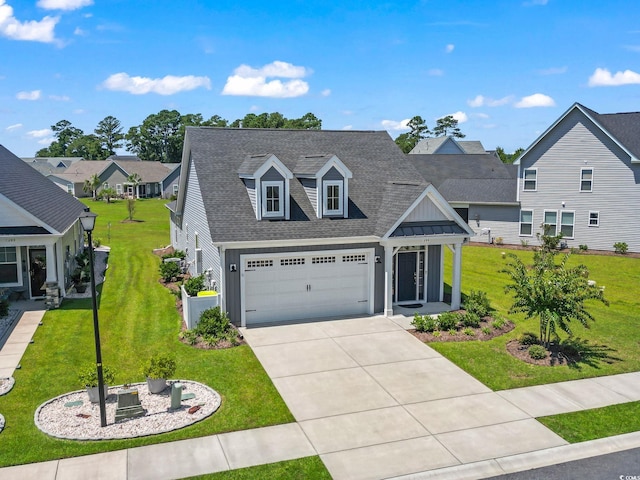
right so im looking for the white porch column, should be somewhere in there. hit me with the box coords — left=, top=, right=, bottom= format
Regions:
left=45, top=242, right=57, bottom=283
left=451, top=242, right=462, bottom=310
left=383, top=244, right=394, bottom=317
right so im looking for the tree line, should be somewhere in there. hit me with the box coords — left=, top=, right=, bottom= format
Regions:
left=36, top=111, right=322, bottom=163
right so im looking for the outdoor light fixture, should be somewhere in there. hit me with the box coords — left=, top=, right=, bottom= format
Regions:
left=79, top=211, right=107, bottom=428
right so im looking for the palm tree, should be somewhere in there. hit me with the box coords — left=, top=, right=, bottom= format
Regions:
left=82, top=174, right=101, bottom=200
left=126, top=172, right=142, bottom=198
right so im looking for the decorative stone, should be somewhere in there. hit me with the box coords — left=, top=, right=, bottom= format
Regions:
left=0, top=377, right=15, bottom=396
left=0, top=413, right=4, bottom=433
left=64, top=400, right=83, bottom=408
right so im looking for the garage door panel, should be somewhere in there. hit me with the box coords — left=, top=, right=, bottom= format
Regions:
left=243, top=251, right=372, bottom=325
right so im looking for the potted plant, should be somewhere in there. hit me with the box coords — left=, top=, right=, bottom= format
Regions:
left=142, top=354, right=176, bottom=394
left=78, top=364, right=116, bottom=403
left=72, top=252, right=91, bottom=293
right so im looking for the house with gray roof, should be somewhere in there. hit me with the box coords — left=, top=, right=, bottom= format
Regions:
left=1, top=146, right=87, bottom=306
left=410, top=136, right=488, bottom=155
left=46, top=159, right=179, bottom=199
left=407, top=152, right=520, bottom=243
left=508, top=102, right=640, bottom=252
left=168, top=128, right=473, bottom=326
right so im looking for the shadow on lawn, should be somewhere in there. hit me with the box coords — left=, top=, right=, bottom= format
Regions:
left=561, top=337, right=622, bottom=370
left=59, top=283, right=104, bottom=310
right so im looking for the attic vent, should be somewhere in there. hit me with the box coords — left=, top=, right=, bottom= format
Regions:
left=389, top=181, right=423, bottom=186
left=304, top=155, right=327, bottom=158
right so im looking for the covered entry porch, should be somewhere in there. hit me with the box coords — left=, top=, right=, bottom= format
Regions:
left=381, top=223, right=468, bottom=318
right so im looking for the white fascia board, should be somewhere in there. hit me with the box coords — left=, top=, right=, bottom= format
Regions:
left=213, top=235, right=380, bottom=250
left=175, top=134, right=192, bottom=219
left=381, top=185, right=475, bottom=240
left=380, top=234, right=470, bottom=248
left=0, top=233, right=62, bottom=247
left=253, top=154, right=294, bottom=179
left=0, top=193, right=59, bottom=235
left=316, top=155, right=353, bottom=179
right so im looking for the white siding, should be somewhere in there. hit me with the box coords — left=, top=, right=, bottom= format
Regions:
left=0, top=196, right=39, bottom=227
left=511, top=108, right=640, bottom=252
left=468, top=205, right=521, bottom=244
left=174, top=160, right=222, bottom=290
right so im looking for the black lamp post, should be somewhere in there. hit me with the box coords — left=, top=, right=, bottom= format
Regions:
left=79, top=211, right=107, bottom=427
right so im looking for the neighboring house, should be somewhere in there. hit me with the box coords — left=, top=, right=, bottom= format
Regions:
left=508, top=103, right=640, bottom=252
left=0, top=146, right=87, bottom=305
left=407, top=152, right=519, bottom=242
left=161, top=163, right=181, bottom=199
left=410, top=137, right=488, bottom=155
left=22, top=157, right=83, bottom=176
left=168, top=128, right=473, bottom=327
left=45, top=159, right=178, bottom=198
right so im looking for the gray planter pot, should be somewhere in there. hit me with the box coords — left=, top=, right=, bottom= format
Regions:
left=86, top=385, right=109, bottom=403
left=146, top=377, right=167, bottom=394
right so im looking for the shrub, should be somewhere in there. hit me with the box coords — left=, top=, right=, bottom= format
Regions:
left=519, top=331, right=539, bottom=346
left=464, top=290, right=492, bottom=317
left=481, top=327, right=491, bottom=335
left=412, top=313, right=438, bottom=333
left=492, top=317, right=507, bottom=329
left=437, top=311, right=460, bottom=331
left=448, top=328, right=457, bottom=336
left=184, top=274, right=206, bottom=296
left=162, top=250, right=186, bottom=260
left=463, top=327, right=475, bottom=336
left=462, top=312, right=481, bottom=328
left=432, top=331, right=441, bottom=338
left=520, top=239, right=529, bottom=247
left=614, top=242, right=628, bottom=254
left=78, top=365, right=116, bottom=387
left=579, top=244, right=588, bottom=251
left=142, top=354, right=177, bottom=380
left=196, top=307, right=232, bottom=339
left=494, top=237, right=504, bottom=245
left=0, top=299, right=8, bottom=318
left=528, top=344, right=548, bottom=360
left=179, top=329, right=198, bottom=345
left=160, top=261, right=181, bottom=282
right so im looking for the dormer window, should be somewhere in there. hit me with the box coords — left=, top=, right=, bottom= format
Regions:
left=262, top=181, right=284, bottom=217
left=323, top=180, right=343, bottom=216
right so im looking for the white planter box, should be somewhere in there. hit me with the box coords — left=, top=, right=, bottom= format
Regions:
left=181, top=286, right=219, bottom=330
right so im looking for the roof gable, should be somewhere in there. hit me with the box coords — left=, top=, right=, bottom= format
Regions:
left=0, top=145, right=86, bottom=234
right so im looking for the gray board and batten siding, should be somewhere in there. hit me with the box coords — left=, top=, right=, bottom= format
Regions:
left=517, top=106, right=640, bottom=252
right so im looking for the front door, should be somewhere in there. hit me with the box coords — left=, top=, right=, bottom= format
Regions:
left=397, top=252, right=417, bottom=302
left=29, top=248, right=47, bottom=297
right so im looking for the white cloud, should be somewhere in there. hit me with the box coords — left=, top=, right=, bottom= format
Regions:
left=342, top=125, right=353, bottom=130
left=445, top=111, right=468, bottom=123
left=537, top=66, right=567, bottom=75
left=16, top=89, right=41, bottom=100
left=428, top=68, right=444, bottom=76
left=73, top=108, right=85, bottom=114
left=515, top=93, right=556, bottom=108
left=74, top=26, right=87, bottom=36
left=101, top=72, right=212, bottom=95
left=588, top=67, right=640, bottom=86
left=381, top=119, right=410, bottom=131
left=6, top=123, right=22, bottom=130
left=222, top=61, right=311, bottom=98
left=37, top=136, right=55, bottom=145
left=467, top=94, right=513, bottom=107
left=0, top=1, right=59, bottom=42
left=27, top=128, right=51, bottom=138
left=37, top=0, right=93, bottom=10
left=49, top=94, right=69, bottom=101
left=472, top=112, right=490, bottom=119
left=321, top=89, right=331, bottom=97
left=445, top=44, right=455, bottom=53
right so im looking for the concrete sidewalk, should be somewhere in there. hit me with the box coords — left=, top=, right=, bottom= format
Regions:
left=2, top=314, right=640, bottom=480
left=0, top=303, right=46, bottom=379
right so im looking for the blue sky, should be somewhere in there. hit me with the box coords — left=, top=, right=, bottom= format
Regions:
left=2, top=0, right=640, bottom=157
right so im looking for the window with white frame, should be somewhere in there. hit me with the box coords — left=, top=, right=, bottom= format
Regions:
left=66, top=184, right=73, bottom=194
left=589, top=211, right=600, bottom=227
left=0, top=247, right=19, bottom=285
left=262, top=181, right=283, bottom=217
left=519, top=209, right=533, bottom=236
left=580, top=168, right=593, bottom=192
left=543, top=210, right=558, bottom=235
left=560, top=211, right=575, bottom=238
left=323, top=180, right=343, bottom=216
left=523, top=168, right=537, bottom=191
left=103, top=182, right=109, bottom=189
left=173, top=184, right=179, bottom=195
left=116, top=184, right=123, bottom=194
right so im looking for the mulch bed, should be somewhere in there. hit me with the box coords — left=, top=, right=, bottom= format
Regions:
left=410, top=314, right=515, bottom=343
left=505, top=339, right=578, bottom=367
left=469, top=241, right=640, bottom=259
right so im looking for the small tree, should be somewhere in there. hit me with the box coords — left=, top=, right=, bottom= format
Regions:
left=501, top=229, right=608, bottom=347
left=83, top=174, right=101, bottom=200
left=126, top=198, right=136, bottom=221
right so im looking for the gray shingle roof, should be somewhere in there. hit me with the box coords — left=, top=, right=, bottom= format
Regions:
left=185, top=128, right=429, bottom=243
left=579, top=104, right=640, bottom=160
left=407, top=153, right=517, bottom=203
left=410, top=137, right=487, bottom=154
left=0, top=145, right=87, bottom=234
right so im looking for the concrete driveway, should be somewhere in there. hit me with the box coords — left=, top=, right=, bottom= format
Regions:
left=241, top=316, right=567, bottom=480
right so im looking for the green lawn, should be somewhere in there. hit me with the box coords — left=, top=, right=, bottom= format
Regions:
left=538, top=401, right=640, bottom=443
left=185, top=457, right=332, bottom=479
left=433, top=245, right=640, bottom=391
left=0, top=199, right=294, bottom=467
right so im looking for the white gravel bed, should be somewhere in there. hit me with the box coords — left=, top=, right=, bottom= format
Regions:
left=35, top=380, right=221, bottom=440
left=0, top=377, right=15, bottom=396
left=0, top=413, right=4, bottom=433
